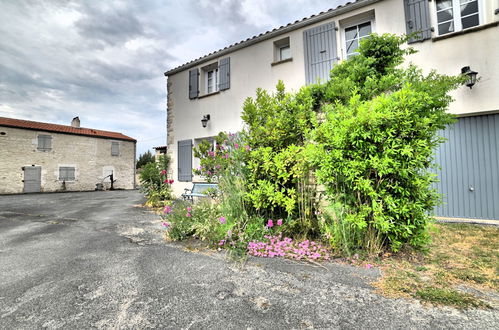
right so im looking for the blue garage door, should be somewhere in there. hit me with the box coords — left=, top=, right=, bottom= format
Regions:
left=434, top=114, right=499, bottom=220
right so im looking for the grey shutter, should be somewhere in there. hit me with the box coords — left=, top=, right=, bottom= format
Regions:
left=59, top=167, right=75, bottom=181
left=303, top=22, right=338, bottom=85
left=38, top=135, right=52, bottom=150
left=189, top=68, right=199, bottom=99
left=178, top=139, right=192, bottom=182
left=23, top=166, right=41, bottom=193
left=111, top=142, right=119, bottom=156
left=218, top=57, right=230, bottom=91
left=404, top=0, right=432, bottom=43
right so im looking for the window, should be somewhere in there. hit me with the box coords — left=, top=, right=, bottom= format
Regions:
left=59, top=167, right=75, bottom=181
left=201, top=62, right=219, bottom=95
left=436, top=0, right=480, bottom=35
left=206, top=68, right=219, bottom=94
left=111, top=142, right=119, bottom=156
left=344, top=22, right=372, bottom=59
left=37, top=134, right=52, bottom=151
left=273, top=37, right=291, bottom=63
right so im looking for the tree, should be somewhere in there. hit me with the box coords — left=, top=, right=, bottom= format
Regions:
left=136, top=150, right=155, bottom=169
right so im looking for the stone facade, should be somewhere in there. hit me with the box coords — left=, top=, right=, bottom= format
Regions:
left=0, top=126, right=136, bottom=194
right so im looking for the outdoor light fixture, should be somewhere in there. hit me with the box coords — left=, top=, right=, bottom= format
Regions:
left=201, top=114, right=210, bottom=128
left=461, top=66, right=478, bottom=89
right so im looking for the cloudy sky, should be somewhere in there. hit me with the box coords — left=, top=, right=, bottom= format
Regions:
left=0, top=0, right=347, bottom=156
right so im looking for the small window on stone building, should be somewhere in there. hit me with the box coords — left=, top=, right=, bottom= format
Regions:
left=111, top=142, right=119, bottom=156
left=37, top=134, right=52, bottom=151
left=59, top=167, right=75, bottom=181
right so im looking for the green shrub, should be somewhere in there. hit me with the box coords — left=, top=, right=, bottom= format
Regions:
left=139, top=154, right=172, bottom=206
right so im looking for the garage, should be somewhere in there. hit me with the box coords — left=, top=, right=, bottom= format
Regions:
left=434, top=113, right=499, bottom=220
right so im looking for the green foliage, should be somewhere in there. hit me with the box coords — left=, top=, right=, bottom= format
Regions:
left=308, top=33, right=463, bottom=252
left=240, top=81, right=320, bottom=232
left=136, top=150, right=155, bottom=169
left=193, top=132, right=231, bottom=182
left=139, top=154, right=172, bottom=206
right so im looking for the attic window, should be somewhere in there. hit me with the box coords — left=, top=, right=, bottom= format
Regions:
left=274, top=37, right=291, bottom=62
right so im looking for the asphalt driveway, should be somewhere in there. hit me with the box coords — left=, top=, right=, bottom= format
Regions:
left=0, top=190, right=497, bottom=329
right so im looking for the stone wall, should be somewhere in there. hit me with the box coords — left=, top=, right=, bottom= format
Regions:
left=0, top=126, right=136, bottom=194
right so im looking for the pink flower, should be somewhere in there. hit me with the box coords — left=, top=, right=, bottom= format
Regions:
left=219, top=216, right=226, bottom=224
left=366, top=264, right=373, bottom=269
left=223, top=154, right=229, bottom=159
left=208, top=151, right=215, bottom=157
left=207, top=171, right=212, bottom=175
left=215, top=165, right=221, bottom=169
left=163, top=205, right=172, bottom=214
left=162, top=222, right=170, bottom=228
left=169, top=179, right=174, bottom=184
left=267, top=219, right=274, bottom=228
left=219, top=240, right=225, bottom=246
left=186, top=206, right=192, bottom=212
left=163, top=179, right=169, bottom=184
left=160, top=170, right=167, bottom=175
left=277, top=219, right=283, bottom=226
left=234, top=143, right=239, bottom=149
left=186, top=212, right=191, bottom=218
left=244, top=145, right=251, bottom=151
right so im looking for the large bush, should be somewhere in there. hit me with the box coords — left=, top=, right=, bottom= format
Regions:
left=309, top=34, right=463, bottom=252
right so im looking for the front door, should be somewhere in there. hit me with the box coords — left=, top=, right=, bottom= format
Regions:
left=23, top=166, right=41, bottom=193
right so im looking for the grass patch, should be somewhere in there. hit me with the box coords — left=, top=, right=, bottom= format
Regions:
left=374, top=223, right=498, bottom=309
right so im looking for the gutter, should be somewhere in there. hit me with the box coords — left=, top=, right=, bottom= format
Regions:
left=164, top=0, right=381, bottom=76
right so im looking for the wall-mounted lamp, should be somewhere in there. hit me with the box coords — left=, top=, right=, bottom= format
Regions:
left=461, top=66, right=478, bottom=89
left=201, top=114, right=211, bottom=128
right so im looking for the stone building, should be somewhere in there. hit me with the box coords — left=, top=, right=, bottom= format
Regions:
left=164, top=0, right=499, bottom=220
left=0, top=116, right=136, bottom=194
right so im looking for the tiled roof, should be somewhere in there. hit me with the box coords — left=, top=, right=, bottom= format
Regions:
left=0, top=117, right=136, bottom=142
left=164, top=0, right=379, bottom=76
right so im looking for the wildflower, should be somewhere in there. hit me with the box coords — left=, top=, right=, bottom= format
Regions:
left=162, top=222, right=170, bottom=228
left=169, top=179, right=174, bottom=184
left=234, top=143, right=239, bottom=149
left=366, top=264, right=373, bottom=269
left=163, top=179, right=169, bottom=184
left=163, top=205, right=172, bottom=214
left=207, top=170, right=212, bottom=175
left=244, top=145, right=251, bottom=151
left=266, top=219, right=274, bottom=228
left=219, top=240, right=225, bottom=246
left=227, top=230, right=232, bottom=237
left=186, top=206, right=192, bottom=212
left=223, top=154, right=229, bottom=159
left=160, top=170, right=167, bottom=175
left=276, top=219, right=283, bottom=226
left=186, top=212, right=191, bottom=217
left=215, top=164, right=221, bottom=169
left=208, top=151, right=215, bottom=157
left=219, top=216, right=226, bottom=224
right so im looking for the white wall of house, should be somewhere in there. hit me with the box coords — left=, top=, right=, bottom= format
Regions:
left=167, top=0, right=499, bottom=196
left=0, top=127, right=136, bottom=194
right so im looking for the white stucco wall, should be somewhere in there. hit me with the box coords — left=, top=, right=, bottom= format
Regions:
left=0, top=127, right=136, bottom=194
left=167, top=0, right=499, bottom=196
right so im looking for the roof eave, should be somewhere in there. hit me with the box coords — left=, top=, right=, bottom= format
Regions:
left=164, top=0, right=381, bottom=76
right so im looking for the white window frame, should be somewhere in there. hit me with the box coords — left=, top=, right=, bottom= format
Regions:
left=205, top=68, right=219, bottom=94
left=59, top=166, right=76, bottom=181
left=341, top=18, right=375, bottom=60
left=273, top=37, right=291, bottom=63
left=432, top=0, right=484, bottom=36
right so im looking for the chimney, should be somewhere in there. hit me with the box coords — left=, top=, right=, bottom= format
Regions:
left=71, top=116, right=80, bottom=128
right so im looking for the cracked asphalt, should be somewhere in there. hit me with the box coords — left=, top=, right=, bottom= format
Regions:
left=0, top=190, right=497, bottom=329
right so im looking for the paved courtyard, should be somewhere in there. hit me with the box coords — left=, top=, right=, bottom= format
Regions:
left=0, top=190, right=497, bottom=329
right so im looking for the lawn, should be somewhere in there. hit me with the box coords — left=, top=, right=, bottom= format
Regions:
left=374, top=223, right=498, bottom=309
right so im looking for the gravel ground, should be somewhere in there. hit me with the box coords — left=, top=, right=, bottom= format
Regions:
left=0, top=190, right=497, bottom=329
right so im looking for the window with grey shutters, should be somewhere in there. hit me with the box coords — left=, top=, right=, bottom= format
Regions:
left=37, top=134, right=52, bottom=151
left=218, top=57, right=230, bottom=90
left=189, top=68, right=199, bottom=99
left=111, top=142, right=119, bottom=156
left=59, top=167, right=75, bottom=181
left=303, top=22, right=338, bottom=85
left=404, top=0, right=432, bottom=43
left=178, top=139, right=193, bottom=182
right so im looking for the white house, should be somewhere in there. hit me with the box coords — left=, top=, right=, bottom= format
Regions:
left=0, top=116, right=136, bottom=194
left=164, top=0, right=499, bottom=220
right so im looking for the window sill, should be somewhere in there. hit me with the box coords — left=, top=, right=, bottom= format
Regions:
left=198, top=91, right=220, bottom=99
left=432, top=22, right=499, bottom=42
left=271, top=57, right=293, bottom=66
